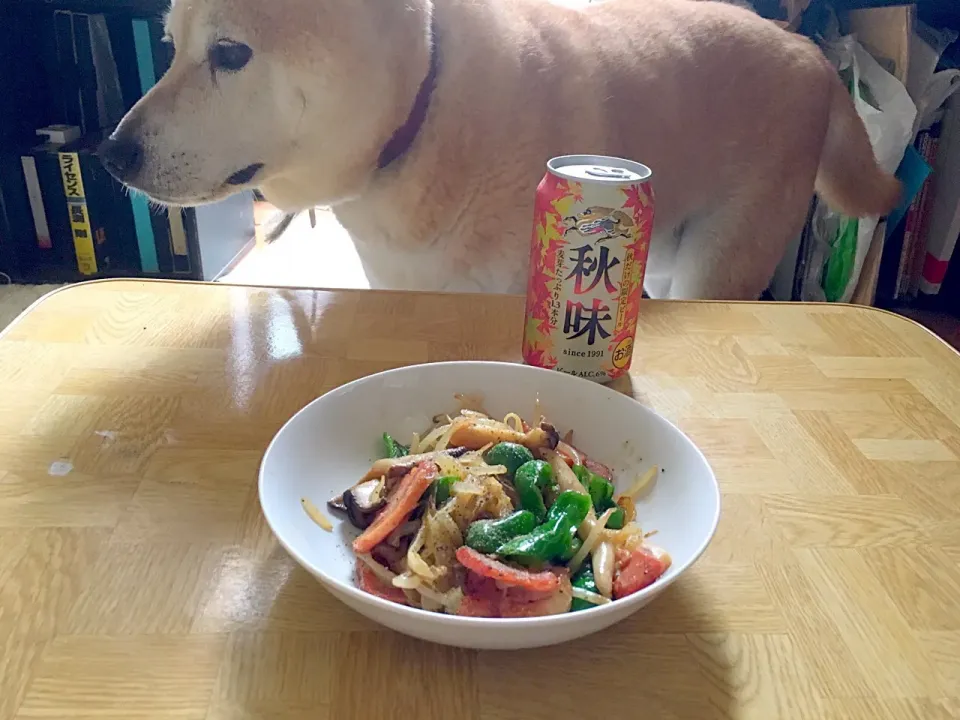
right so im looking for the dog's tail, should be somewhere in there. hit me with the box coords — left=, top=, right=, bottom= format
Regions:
left=814, top=67, right=902, bottom=218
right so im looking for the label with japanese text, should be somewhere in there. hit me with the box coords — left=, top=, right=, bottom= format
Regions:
left=58, top=152, right=98, bottom=276
left=522, top=171, right=653, bottom=382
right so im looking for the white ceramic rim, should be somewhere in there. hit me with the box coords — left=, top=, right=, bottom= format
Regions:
left=258, top=360, right=721, bottom=628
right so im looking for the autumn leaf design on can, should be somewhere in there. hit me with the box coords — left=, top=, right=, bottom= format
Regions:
left=522, top=155, right=654, bottom=383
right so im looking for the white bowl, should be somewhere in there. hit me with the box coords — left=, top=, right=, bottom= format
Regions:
left=259, top=361, right=720, bottom=650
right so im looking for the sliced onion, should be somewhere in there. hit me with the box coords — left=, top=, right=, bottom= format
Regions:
left=418, top=423, right=453, bottom=453
left=455, top=393, right=488, bottom=414
left=415, top=582, right=456, bottom=608
left=466, top=464, right=508, bottom=477
left=433, top=509, right=463, bottom=545
left=406, top=524, right=441, bottom=579
left=451, top=479, right=485, bottom=496
left=301, top=497, right=333, bottom=531
left=391, top=571, right=422, bottom=589
left=459, top=445, right=494, bottom=468
left=605, top=523, right=645, bottom=549
left=357, top=553, right=396, bottom=584
left=568, top=507, right=616, bottom=574
left=463, top=415, right=516, bottom=433
left=557, top=440, right=582, bottom=466
left=616, top=495, right=637, bottom=524
left=459, top=408, right=489, bottom=419
left=624, top=465, right=658, bottom=500
left=593, top=541, right=614, bottom=598
left=572, top=586, right=611, bottom=606
left=435, top=452, right=466, bottom=479
left=544, top=450, right=591, bottom=500
left=434, top=420, right=459, bottom=453
left=503, top=412, right=524, bottom=432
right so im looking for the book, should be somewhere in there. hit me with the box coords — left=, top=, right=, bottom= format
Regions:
left=53, top=11, right=82, bottom=131
left=905, top=126, right=941, bottom=297
left=0, top=7, right=57, bottom=149
left=0, top=153, right=37, bottom=281
left=919, top=94, right=960, bottom=296
left=19, top=143, right=78, bottom=280
left=52, top=11, right=125, bottom=134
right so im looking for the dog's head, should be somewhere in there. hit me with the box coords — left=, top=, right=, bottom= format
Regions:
left=98, top=0, right=432, bottom=210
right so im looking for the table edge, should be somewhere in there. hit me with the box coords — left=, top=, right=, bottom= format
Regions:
left=2, top=278, right=958, bottom=363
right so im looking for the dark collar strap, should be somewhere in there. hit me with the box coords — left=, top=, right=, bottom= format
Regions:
left=376, top=17, right=440, bottom=171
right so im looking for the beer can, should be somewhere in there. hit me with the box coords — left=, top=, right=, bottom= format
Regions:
left=522, top=154, right=654, bottom=382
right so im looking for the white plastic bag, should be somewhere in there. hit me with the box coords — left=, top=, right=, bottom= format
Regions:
left=908, top=21, right=960, bottom=134
left=801, top=35, right=917, bottom=303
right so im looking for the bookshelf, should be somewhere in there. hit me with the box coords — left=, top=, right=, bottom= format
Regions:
left=850, top=5, right=960, bottom=316
left=768, top=1, right=960, bottom=319
left=0, top=0, right=254, bottom=284
left=4, top=0, right=956, bottom=306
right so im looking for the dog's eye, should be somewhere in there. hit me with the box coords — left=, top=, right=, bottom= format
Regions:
left=209, top=40, right=252, bottom=72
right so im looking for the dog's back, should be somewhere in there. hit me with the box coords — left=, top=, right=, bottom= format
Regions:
left=334, top=0, right=896, bottom=297
left=103, top=0, right=896, bottom=299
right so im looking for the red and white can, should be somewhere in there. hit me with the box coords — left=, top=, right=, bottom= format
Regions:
left=522, top=154, right=654, bottom=383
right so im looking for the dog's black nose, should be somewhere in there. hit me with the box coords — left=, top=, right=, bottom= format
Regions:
left=97, top=135, right=143, bottom=181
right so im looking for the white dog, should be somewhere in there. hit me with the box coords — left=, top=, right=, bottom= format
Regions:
left=99, top=0, right=900, bottom=299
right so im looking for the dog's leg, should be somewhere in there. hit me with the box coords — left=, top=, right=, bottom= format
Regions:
left=644, top=226, right=681, bottom=300
left=666, top=188, right=814, bottom=300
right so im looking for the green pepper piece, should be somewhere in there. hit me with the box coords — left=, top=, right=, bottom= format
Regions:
left=587, top=475, right=615, bottom=512
left=546, top=490, right=593, bottom=528
left=499, top=491, right=592, bottom=564
left=515, top=460, right=553, bottom=489
left=514, top=460, right=552, bottom=521
left=572, top=464, right=591, bottom=488
left=571, top=564, right=600, bottom=611
left=464, top=511, right=538, bottom=554
left=434, top=475, right=457, bottom=505
left=559, top=533, right=582, bottom=563
left=605, top=506, right=626, bottom=529
left=382, top=432, right=409, bottom=459
left=484, top=442, right=535, bottom=478
left=515, top=477, right=547, bottom=521
left=497, top=516, right=572, bottom=565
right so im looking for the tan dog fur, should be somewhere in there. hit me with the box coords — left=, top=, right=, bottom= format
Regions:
left=109, top=0, right=900, bottom=298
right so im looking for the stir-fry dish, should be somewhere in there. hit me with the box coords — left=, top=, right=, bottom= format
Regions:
left=324, top=400, right=671, bottom=617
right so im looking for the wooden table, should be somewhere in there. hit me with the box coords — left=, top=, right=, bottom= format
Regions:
left=2, top=280, right=959, bottom=720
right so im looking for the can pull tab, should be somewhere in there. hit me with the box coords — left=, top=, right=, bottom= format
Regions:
left=585, top=166, right=627, bottom=179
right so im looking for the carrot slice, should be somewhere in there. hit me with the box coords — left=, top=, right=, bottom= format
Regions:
left=352, top=461, right=437, bottom=554
left=355, top=560, right=408, bottom=605
left=455, top=546, right=561, bottom=592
